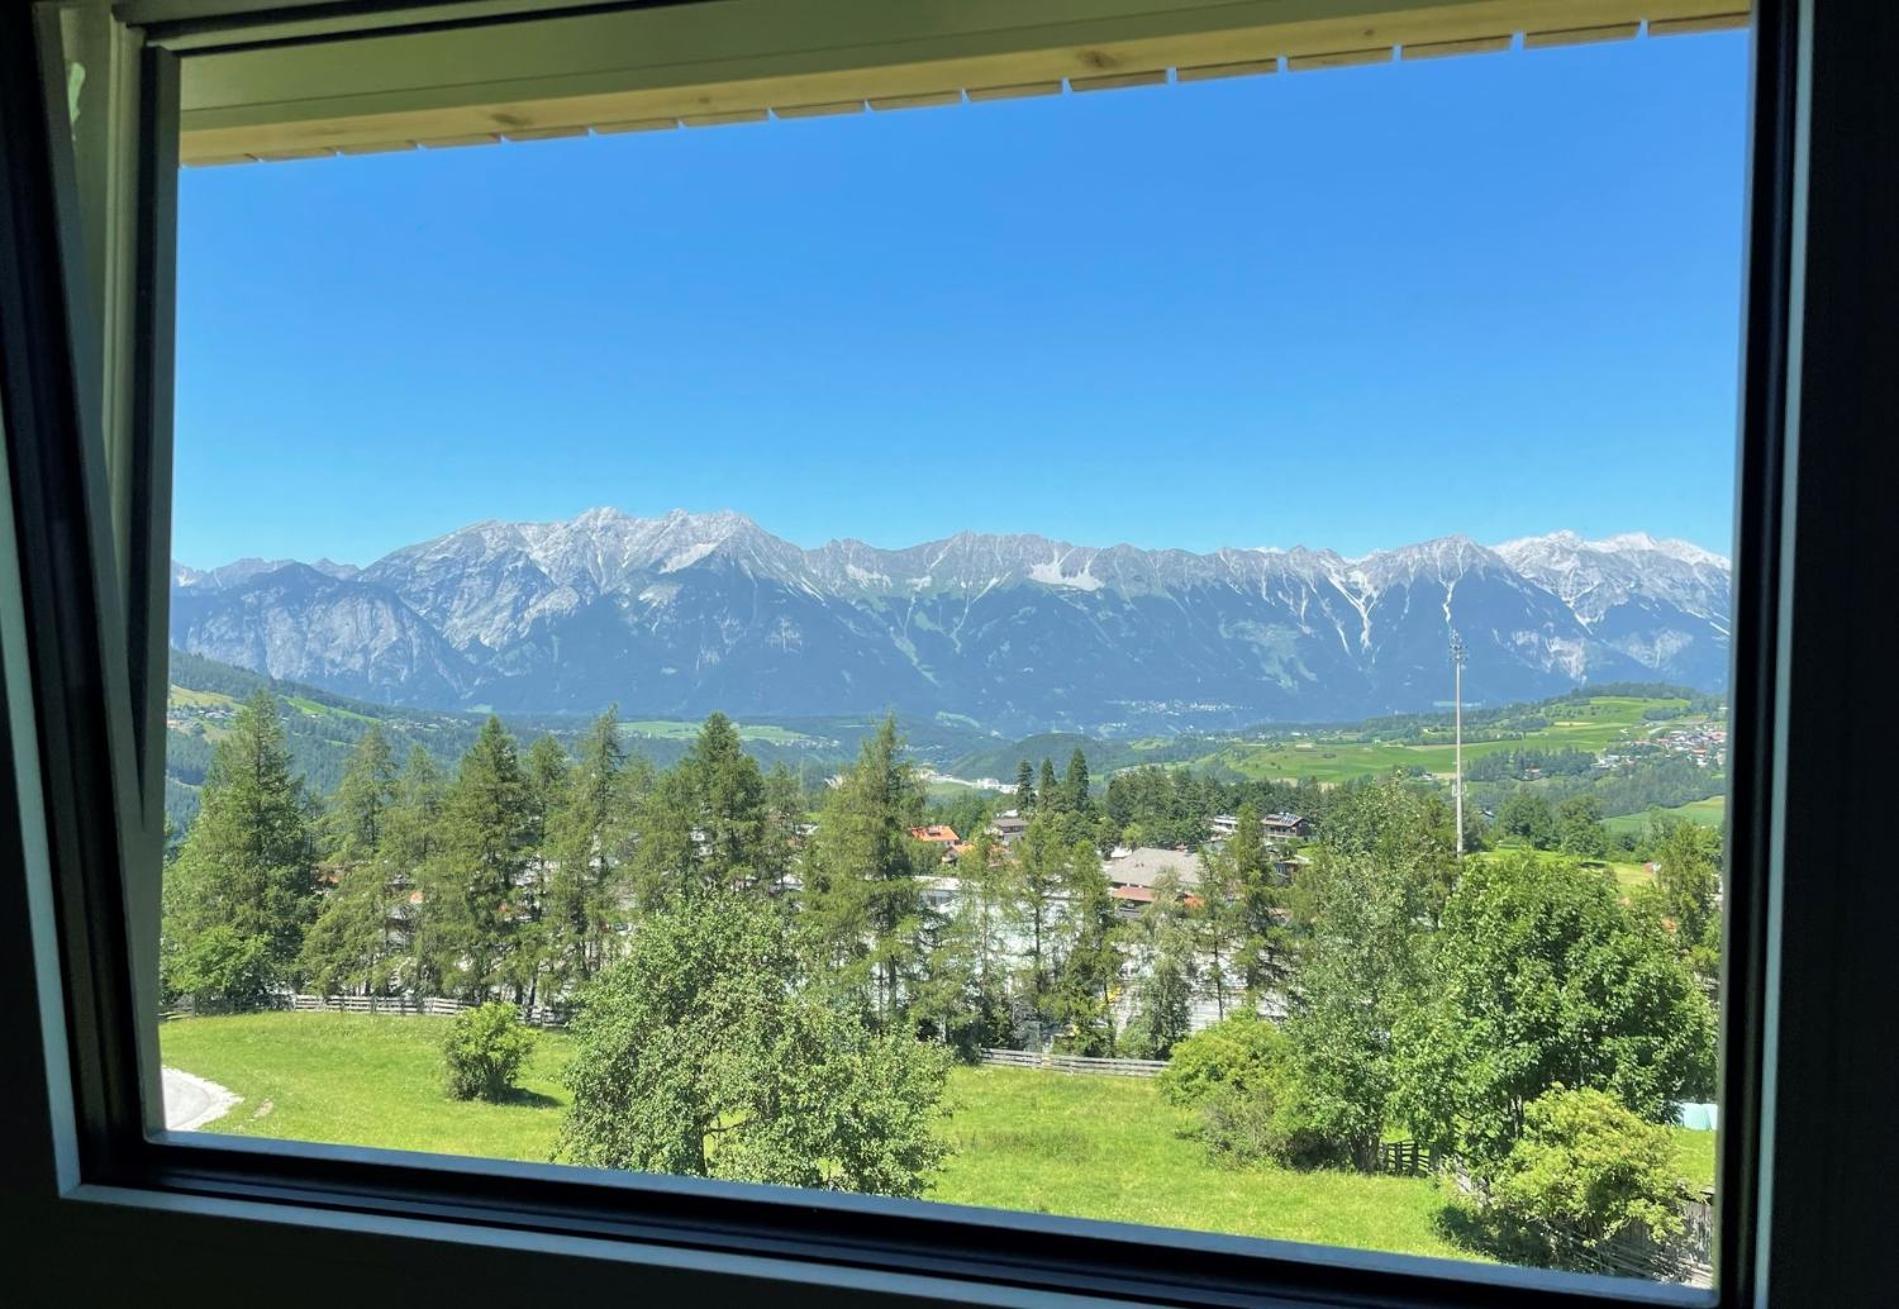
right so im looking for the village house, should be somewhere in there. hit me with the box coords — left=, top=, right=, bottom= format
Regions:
left=985, top=812, right=1029, bottom=847
left=1209, top=811, right=1310, bottom=846
left=908, top=824, right=966, bottom=863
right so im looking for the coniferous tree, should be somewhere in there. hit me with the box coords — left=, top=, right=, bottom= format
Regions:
left=1014, top=759, right=1036, bottom=811
left=384, top=745, right=446, bottom=994
left=912, top=830, right=1012, bottom=1054
left=803, top=716, right=928, bottom=1027
left=300, top=727, right=400, bottom=995
left=631, top=713, right=768, bottom=907
left=163, top=690, right=316, bottom=1008
left=1053, top=844, right=1120, bottom=1055
left=324, top=726, right=397, bottom=864
left=546, top=708, right=636, bottom=992
left=425, top=716, right=530, bottom=1001
left=1224, top=801, right=1287, bottom=998
left=760, top=763, right=806, bottom=899
left=1194, top=843, right=1243, bottom=1021
left=1123, top=869, right=1198, bottom=1058
left=1064, top=747, right=1092, bottom=815
left=1038, top=758, right=1061, bottom=814
left=507, top=734, right=572, bottom=1000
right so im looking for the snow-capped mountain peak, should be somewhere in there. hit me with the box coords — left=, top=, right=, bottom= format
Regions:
left=172, top=509, right=1733, bottom=731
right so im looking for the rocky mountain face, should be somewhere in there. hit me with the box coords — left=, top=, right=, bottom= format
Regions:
left=170, top=509, right=1733, bottom=732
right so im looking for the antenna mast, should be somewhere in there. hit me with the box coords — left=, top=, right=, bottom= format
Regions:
left=1451, top=630, right=1467, bottom=857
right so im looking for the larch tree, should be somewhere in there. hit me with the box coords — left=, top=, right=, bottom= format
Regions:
left=162, top=690, right=316, bottom=1009
left=912, top=829, right=1012, bottom=1055
left=299, top=726, right=400, bottom=996
left=1194, top=844, right=1243, bottom=1022
left=803, top=716, right=928, bottom=1027
left=426, top=716, right=530, bottom=1001
left=546, top=708, right=635, bottom=992
left=630, top=713, right=767, bottom=908
left=1123, top=868, right=1198, bottom=1059
left=1053, top=841, right=1120, bottom=1055
left=1225, top=801, right=1288, bottom=999
left=382, top=745, right=446, bottom=995
left=1008, top=812, right=1069, bottom=1031
left=507, top=733, right=573, bottom=1001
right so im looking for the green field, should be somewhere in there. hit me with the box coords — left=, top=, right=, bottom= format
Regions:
left=1210, top=697, right=1691, bottom=784
left=1604, top=795, right=1727, bottom=837
left=1472, top=845, right=1658, bottom=893
left=160, top=1012, right=1717, bottom=1258
left=620, top=719, right=822, bottom=746
left=168, top=685, right=240, bottom=711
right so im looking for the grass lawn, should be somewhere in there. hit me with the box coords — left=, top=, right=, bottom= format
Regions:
left=1672, top=1127, right=1718, bottom=1192
left=1604, top=795, right=1727, bottom=837
left=161, top=1011, right=574, bottom=1162
left=161, top=1013, right=1716, bottom=1262
left=933, top=1066, right=1466, bottom=1259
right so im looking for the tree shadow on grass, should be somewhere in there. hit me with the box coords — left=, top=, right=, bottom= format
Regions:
left=486, top=1087, right=560, bottom=1110
left=1433, top=1201, right=1553, bottom=1269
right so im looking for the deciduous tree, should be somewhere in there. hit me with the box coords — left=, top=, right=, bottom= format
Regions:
left=1394, top=851, right=1717, bottom=1165
left=559, top=890, right=950, bottom=1196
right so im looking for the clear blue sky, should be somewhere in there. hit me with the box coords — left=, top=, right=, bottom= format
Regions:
left=174, top=31, right=1749, bottom=569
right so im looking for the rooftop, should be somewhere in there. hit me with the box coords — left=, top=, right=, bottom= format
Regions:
left=1104, top=846, right=1202, bottom=890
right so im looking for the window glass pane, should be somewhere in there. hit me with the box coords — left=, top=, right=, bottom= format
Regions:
left=159, top=23, right=1746, bottom=1286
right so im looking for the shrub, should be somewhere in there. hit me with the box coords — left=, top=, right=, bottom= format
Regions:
left=165, top=925, right=276, bottom=1013
left=1195, top=1029, right=1373, bottom=1171
left=1157, top=1015, right=1286, bottom=1109
left=442, top=1002, right=537, bottom=1101
left=1455, top=1086, right=1685, bottom=1269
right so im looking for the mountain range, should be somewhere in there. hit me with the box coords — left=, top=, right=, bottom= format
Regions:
left=170, top=510, right=1732, bottom=733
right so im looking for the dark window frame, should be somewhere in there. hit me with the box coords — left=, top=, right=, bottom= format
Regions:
left=9, top=0, right=1894, bottom=1304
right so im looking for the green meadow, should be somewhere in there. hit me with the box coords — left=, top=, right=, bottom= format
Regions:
left=162, top=1012, right=1716, bottom=1260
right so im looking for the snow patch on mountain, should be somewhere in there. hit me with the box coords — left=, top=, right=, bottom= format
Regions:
left=172, top=510, right=1733, bottom=729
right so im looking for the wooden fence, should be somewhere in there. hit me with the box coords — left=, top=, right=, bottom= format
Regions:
left=1359, top=1138, right=1441, bottom=1177
left=978, top=1048, right=1168, bottom=1077
left=265, top=993, right=571, bottom=1028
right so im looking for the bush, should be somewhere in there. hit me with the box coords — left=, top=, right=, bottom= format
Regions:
left=1196, top=1028, right=1375, bottom=1171
left=442, top=1002, right=537, bottom=1101
left=1453, top=1086, right=1685, bottom=1269
left=165, top=925, right=276, bottom=1013
left=1156, top=1015, right=1286, bottom=1109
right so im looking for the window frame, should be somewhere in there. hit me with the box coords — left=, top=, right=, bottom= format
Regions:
left=3, top=0, right=1869, bottom=1304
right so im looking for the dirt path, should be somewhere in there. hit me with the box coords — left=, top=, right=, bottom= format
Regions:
left=161, top=1066, right=239, bottom=1131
